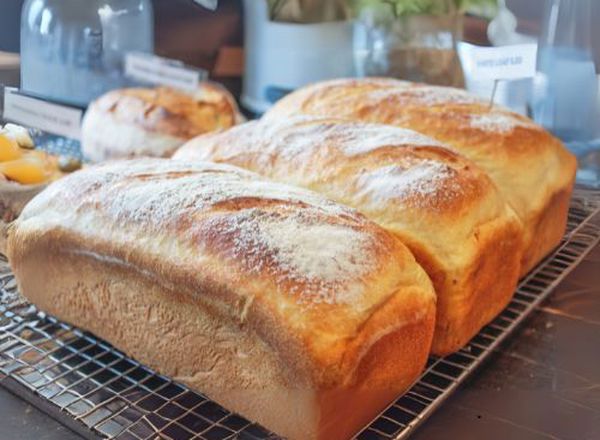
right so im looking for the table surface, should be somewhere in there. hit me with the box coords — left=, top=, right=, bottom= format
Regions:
left=1, top=244, right=599, bottom=440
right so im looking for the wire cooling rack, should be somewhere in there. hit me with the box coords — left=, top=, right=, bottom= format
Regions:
left=1, top=188, right=599, bottom=440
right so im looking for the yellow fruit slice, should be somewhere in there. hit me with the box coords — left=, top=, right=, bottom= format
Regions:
left=0, top=156, right=50, bottom=185
left=0, top=134, right=23, bottom=162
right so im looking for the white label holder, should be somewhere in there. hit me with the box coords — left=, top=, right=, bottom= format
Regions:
left=458, top=43, right=538, bottom=107
left=124, top=52, right=208, bottom=92
left=461, top=43, right=538, bottom=81
left=192, top=0, right=218, bottom=10
left=3, top=89, right=83, bottom=140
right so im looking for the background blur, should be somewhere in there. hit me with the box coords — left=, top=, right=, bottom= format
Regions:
left=0, top=0, right=243, bottom=90
left=1, top=0, right=599, bottom=64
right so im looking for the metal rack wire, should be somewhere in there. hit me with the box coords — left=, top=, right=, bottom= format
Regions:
left=1, top=188, right=599, bottom=440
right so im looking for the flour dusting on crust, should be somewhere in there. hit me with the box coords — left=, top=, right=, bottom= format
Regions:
left=25, top=159, right=378, bottom=306
left=469, top=113, right=538, bottom=133
left=356, top=160, right=460, bottom=206
left=230, top=117, right=443, bottom=160
left=325, top=124, right=443, bottom=156
left=49, top=159, right=349, bottom=224
left=366, top=85, right=484, bottom=107
left=207, top=209, right=375, bottom=305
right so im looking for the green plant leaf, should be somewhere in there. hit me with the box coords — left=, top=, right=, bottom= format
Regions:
left=352, top=0, right=497, bottom=17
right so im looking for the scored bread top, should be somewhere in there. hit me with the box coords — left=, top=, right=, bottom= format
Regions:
left=87, top=85, right=238, bottom=140
left=176, top=116, right=519, bottom=269
left=14, top=159, right=435, bottom=386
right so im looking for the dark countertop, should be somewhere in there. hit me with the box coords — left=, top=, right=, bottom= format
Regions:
left=412, top=243, right=600, bottom=440
left=1, top=245, right=599, bottom=440
left=0, top=386, right=81, bottom=440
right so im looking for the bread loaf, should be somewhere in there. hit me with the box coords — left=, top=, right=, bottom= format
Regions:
left=175, top=116, right=523, bottom=354
left=265, top=78, right=577, bottom=275
left=7, top=159, right=436, bottom=440
left=81, top=83, right=240, bottom=162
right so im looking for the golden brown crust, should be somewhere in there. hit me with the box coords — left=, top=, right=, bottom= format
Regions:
left=8, top=240, right=435, bottom=440
left=176, top=117, right=524, bottom=354
left=521, top=178, right=575, bottom=274
left=176, top=118, right=496, bottom=219
left=7, top=158, right=436, bottom=439
left=318, top=310, right=435, bottom=440
left=265, top=78, right=577, bottom=276
left=428, top=213, right=522, bottom=354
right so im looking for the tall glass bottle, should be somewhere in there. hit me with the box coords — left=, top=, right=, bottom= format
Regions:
left=531, top=0, right=600, bottom=186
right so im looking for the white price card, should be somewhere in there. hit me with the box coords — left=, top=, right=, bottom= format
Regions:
left=460, top=43, right=538, bottom=81
left=3, top=89, right=82, bottom=140
left=192, top=0, right=218, bottom=10
left=125, top=52, right=208, bottom=92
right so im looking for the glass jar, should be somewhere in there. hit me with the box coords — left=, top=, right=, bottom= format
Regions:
left=21, top=0, right=154, bottom=107
left=354, top=5, right=464, bottom=87
left=266, top=0, right=350, bottom=23
left=531, top=0, right=600, bottom=187
left=532, top=0, right=597, bottom=142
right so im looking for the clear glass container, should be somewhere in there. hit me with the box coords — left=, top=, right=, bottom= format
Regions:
left=531, top=0, right=600, bottom=187
left=266, top=0, right=349, bottom=23
left=353, top=4, right=464, bottom=87
left=532, top=0, right=597, bottom=142
left=21, top=0, right=154, bottom=107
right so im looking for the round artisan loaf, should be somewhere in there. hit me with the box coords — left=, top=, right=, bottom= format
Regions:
left=81, top=83, right=240, bottom=162
left=265, top=78, right=577, bottom=276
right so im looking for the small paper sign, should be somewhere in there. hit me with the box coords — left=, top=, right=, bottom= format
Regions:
left=125, top=52, right=208, bottom=92
left=3, top=89, right=82, bottom=140
left=460, top=43, right=538, bottom=81
left=192, top=0, right=218, bottom=10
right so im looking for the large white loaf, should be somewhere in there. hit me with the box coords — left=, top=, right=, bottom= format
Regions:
left=7, top=159, right=436, bottom=440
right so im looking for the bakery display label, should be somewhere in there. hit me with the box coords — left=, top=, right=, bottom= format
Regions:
left=124, top=52, right=208, bottom=92
left=460, top=43, right=538, bottom=81
left=3, top=89, right=82, bottom=140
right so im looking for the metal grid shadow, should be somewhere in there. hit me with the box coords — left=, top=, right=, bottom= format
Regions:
left=1, top=188, right=599, bottom=440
